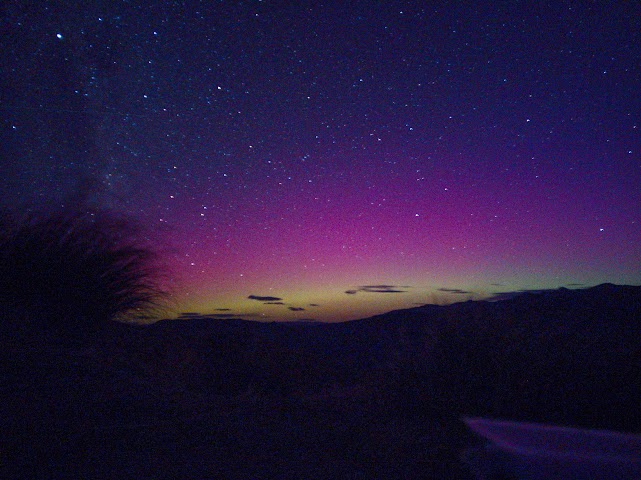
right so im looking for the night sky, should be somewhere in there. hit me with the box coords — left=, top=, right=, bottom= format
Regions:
left=2, top=1, right=640, bottom=322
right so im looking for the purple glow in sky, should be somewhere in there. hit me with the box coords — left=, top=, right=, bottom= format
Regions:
left=2, top=2, right=640, bottom=321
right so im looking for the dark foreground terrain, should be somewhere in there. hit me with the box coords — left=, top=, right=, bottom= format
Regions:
left=1, top=284, right=640, bottom=479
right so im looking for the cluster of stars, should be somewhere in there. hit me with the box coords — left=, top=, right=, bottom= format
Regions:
left=1, top=1, right=639, bottom=321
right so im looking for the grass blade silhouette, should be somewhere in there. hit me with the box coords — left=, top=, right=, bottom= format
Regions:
left=0, top=209, right=169, bottom=338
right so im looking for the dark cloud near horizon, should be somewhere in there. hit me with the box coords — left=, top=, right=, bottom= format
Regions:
left=248, top=294, right=282, bottom=302
left=345, top=285, right=409, bottom=295
left=214, top=308, right=231, bottom=311
left=486, top=287, right=565, bottom=302
left=309, top=304, right=320, bottom=307
left=438, top=288, right=472, bottom=294
left=288, top=307, right=305, bottom=311
left=485, top=292, right=521, bottom=302
left=265, top=301, right=285, bottom=305
left=487, top=284, right=588, bottom=301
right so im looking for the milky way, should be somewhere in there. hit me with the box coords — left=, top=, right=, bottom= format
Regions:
left=2, top=2, right=640, bottom=321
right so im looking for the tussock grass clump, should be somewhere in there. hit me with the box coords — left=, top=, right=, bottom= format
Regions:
left=0, top=209, right=169, bottom=336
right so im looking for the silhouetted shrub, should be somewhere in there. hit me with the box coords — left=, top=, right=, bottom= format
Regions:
left=0, top=209, right=169, bottom=337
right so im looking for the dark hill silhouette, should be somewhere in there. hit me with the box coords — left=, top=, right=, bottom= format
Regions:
left=1, top=283, right=639, bottom=478
left=96, top=283, right=641, bottom=429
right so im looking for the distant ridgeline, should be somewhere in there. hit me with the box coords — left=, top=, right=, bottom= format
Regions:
left=0, top=283, right=639, bottom=478
left=4, top=284, right=640, bottom=425
left=151, top=283, right=641, bottom=430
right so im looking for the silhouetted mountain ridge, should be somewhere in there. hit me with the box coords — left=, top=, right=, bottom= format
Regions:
left=90, top=284, right=641, bottom=422
left=2, top=283, right=639, bottom=478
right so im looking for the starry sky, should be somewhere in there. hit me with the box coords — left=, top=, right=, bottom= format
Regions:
left=1, top=1, right=640, bottom=322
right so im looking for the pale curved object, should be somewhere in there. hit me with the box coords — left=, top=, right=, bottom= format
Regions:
left=463, top=417, right=641, bottom=479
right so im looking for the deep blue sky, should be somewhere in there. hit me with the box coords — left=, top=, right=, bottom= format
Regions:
left=2, top=1, right=640, bottom=321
